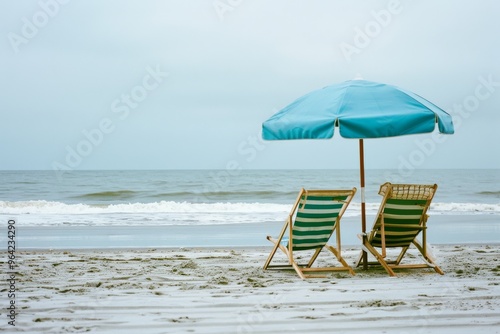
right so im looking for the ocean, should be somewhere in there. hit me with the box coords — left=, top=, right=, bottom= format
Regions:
left=1, top=169, right=499, bottom=249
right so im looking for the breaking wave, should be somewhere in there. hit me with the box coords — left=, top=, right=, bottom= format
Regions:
left=2, top=200, right=499, bottom=215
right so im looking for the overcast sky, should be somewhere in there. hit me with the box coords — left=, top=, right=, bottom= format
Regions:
left=1, top=0, right=499, bottom=171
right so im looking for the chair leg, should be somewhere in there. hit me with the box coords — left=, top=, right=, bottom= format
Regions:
left=292, top=262, right=307, bottom=279
left=265, top=236, right=312, bottom=279
left=264, top=236, right=291, bottom=270
left=361, top=243, right=396, bottom=277
left=395, top=245, right=410, bottom=265
left=263, top=236, right=282, bottom=270
left=306, top=248, right=323, bottom=268
left=325, top=245, right=355, bottom=275
left=412, top=240, right=444, bottom=275
left=355, top=253, right=361, bottom=268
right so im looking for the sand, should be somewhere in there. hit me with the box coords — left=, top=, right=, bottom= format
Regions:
left=3, top=244, right=500, bottom=333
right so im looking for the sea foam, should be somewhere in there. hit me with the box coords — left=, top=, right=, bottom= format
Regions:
left=1, top=200, right=499, bottom=227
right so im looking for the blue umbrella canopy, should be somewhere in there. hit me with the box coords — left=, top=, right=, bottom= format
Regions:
left=262, top=80, right=454, bottom=140
left=262, top=79, right=454, bottom=268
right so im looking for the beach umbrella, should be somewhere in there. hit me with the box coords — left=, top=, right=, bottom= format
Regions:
left=261, top=79, right=454, bottom=268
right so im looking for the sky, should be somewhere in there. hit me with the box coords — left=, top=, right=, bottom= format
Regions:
left=1, top=0, right=499, bottom=171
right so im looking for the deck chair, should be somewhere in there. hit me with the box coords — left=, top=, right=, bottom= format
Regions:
left=263, top=188, right=357, bottom=279
left=356, top=182, right=444, bottom=276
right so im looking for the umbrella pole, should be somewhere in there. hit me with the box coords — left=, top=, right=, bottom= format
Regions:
left=359, top=139, right=368, bottom=269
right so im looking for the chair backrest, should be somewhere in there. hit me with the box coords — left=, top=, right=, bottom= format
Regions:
left=370, top=183, right=437, bottom=248
left=291, top=189, right=356, bottom=251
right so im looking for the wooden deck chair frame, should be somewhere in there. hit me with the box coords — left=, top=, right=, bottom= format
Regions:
left=263, top=188, right=356, bottom=279
left=356, top=182, right=444, bottom=276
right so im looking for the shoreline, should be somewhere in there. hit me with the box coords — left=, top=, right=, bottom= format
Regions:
left=8, top=214, right=500, bottom=250
left=14, top=242, right=500, bottom=252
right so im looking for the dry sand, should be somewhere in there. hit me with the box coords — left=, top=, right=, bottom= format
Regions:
left=3, top=244, right=500, bottom=333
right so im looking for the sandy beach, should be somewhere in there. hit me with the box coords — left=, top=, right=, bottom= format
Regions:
left=3, top=244, right=499, bottom=333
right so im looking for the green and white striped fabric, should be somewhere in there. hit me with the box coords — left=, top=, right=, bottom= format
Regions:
left=371, top=198, right=427, bottom=248
left=290, top=194, right=347, bottom=251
